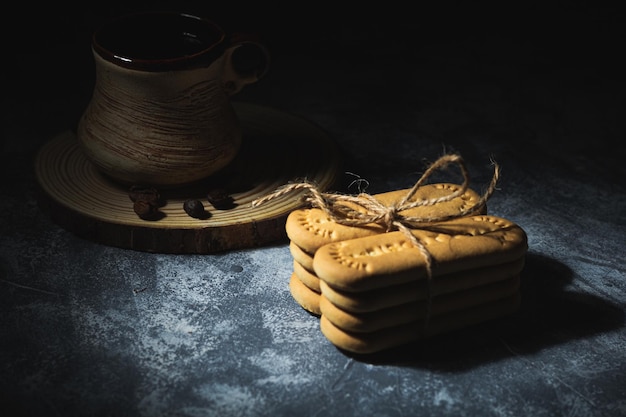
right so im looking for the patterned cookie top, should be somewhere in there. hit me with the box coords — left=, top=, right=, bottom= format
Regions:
left=313, top=215, right=528, bottom=292
left=285, top=183, right=484, bottom=254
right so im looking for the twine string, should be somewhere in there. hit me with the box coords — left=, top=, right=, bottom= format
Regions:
left=251, top=153, right=501, bottom=333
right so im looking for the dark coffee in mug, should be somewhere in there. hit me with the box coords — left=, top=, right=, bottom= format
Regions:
left=93, top=12, right=227, bottom=70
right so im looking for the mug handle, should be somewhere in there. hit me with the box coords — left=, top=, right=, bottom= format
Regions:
left=222, top=33, right=270, bottom=95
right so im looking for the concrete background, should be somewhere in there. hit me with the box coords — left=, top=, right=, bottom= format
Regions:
left=2, top=1, right=625, bottom=416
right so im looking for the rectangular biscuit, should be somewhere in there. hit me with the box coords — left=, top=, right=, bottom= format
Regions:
left=293, top=259, right=321, bottom=292
left=289, top=273, right=322, bottom=315
left=319, top=256, right=525, bottom=313
left=313, top=215, right=528, bottom=292
left=289, top=241, right=315, bottom=272
left=286, top=184, right=485, bottom=254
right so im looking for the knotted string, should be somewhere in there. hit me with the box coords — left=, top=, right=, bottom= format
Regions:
left=252, top=153, right=500, bottom=333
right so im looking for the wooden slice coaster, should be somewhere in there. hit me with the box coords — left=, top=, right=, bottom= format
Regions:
left=35, top=102, right=343, bottom=253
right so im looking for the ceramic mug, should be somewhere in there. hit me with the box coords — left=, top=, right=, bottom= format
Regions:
left=77, top=12, right=270, bottom=187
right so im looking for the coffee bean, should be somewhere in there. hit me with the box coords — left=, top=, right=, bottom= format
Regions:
left=183, top=199, right=206, bottom=218
left=206, top=188, right=234, bottom=209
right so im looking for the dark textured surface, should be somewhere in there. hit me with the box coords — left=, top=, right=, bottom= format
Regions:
left=2, top=3, right=625, bottom=416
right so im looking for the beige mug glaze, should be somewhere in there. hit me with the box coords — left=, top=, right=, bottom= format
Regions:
left=77, top=12, right=270, bottom=187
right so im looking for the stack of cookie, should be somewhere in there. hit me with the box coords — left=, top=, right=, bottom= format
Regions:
left=315, top=215, right=528, bottom=354
left=285, top=183, right=485, bottom=316
left=284, top=184, right=528, bottom=354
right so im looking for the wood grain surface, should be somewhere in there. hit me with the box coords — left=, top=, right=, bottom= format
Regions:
left=35, top=102, right=343, bottom=253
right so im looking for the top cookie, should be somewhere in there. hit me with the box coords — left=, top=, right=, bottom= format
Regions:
left=313, top=215, right=528, bottom=292
left=285, top=183, right=485, bottom=255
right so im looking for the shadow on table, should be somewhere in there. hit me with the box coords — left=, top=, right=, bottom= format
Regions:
left=343, top=252, right=625, bottom=370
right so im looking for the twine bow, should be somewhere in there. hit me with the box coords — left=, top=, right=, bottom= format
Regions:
left=252, top=154, right=500, bottom=332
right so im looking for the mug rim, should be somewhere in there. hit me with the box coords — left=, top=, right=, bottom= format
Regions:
left=92, top=11, right=227, bottom=71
